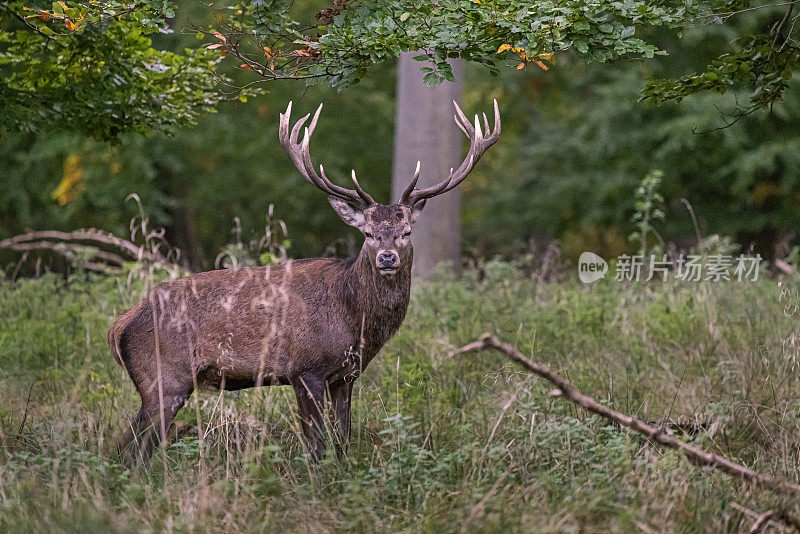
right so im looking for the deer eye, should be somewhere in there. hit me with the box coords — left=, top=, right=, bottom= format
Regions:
left=402, top=231, right=411, bottom=238
left=364, top=232, right=373, bottom=238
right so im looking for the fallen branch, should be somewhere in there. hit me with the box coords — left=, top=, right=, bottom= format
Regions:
left=0, top=229, right=175, bottom=273
left=2, top=241, right=126, bottom=272
left=730, top=502, right=798, bottom=533
left=452, top=335, right=800, bottom=530
left=0, top=229, right=165, bottom=264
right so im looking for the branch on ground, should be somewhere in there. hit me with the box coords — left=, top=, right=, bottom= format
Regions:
left=452, top=334, right=800, bottom=531
left=0, top=229, right=175, bottom=273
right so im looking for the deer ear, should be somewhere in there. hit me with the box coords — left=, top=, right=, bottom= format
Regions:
left=410, top=199, right=426, bottom=224
left=328, top=196, right=365, bottom=228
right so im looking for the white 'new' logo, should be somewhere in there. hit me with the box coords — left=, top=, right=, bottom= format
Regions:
left=578, top=252, right=608, bottom=284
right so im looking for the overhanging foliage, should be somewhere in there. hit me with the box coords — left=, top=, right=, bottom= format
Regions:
left=0, top=0, right=230, bottom=139
left=2, top=0, right=696, bottom=140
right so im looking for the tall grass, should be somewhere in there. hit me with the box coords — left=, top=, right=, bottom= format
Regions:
left=1, top=261, right=799, bottom=532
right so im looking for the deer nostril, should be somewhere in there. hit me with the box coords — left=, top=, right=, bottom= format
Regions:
left=377, top=252, right=399, bottom=267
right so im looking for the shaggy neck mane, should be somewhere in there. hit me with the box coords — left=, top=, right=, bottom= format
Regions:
left=337, top=245, right=413, bottom=356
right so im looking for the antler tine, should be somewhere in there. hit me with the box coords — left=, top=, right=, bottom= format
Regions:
left=454, top=114, right=469, bottom=138
left=492, top=98, right=501, bottom=136
left=453, top=100, right=474, bottom=136
left=278, top=102, right=375, bottom=207
left=351, top=170, right=376, bottom=204
left=307, top=103, right=323, bottom=137
left=291, top=113, right=310, bottom=145
left=299, top=127, right=338, bottom=196
left=279, top=102, right=290, bottom=140
left=401, top=100, right=501, bottom=207
left=400, top=161, right=421, bottom=203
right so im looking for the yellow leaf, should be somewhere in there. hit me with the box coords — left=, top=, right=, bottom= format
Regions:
left=56, top=1, right=68, bottom=10
left=534, top=59, right=549, bottom=70
left=52, top=154, right=84, bottom=205
left=239, top=63, right=253, bottom=70
left=213, top=31, right=226, bottom=43
left=65, top=19, right=76, bottom=30
left=497, top=43, right=511, bottom=54
left=538, top=52, right=554, bottom=61
left=207, top=43, right=223, bottom=49
left=516, top=62, right=526, bottom=70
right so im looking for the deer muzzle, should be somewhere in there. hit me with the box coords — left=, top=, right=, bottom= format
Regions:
left=376, top=250, right=399, bottom=276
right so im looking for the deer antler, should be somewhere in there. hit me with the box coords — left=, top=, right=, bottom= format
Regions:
left=279, top=102, right=375, bottom=207
left=400, top=99, right=501, bottom=207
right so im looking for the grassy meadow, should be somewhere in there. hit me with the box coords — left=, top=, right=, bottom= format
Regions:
left=1, top=260, right=799, bottom=532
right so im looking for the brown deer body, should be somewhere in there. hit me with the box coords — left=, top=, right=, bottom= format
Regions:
left=109, top=100, right=500, bottom=463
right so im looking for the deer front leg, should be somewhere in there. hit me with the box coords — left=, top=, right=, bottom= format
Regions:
left=116, top=387, right=193, bottom=466
left=292, top=374, right=327, bottom=461
left=328, top=380, right=353, bottom=460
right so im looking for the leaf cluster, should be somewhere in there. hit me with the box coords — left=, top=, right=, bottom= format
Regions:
left=0, top=0, right=234, bottom=140
left=643, top=1, right=800, bottom=117
left=212, top=0, right=695, bottom=88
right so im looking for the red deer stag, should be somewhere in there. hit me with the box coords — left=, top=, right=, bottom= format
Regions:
left=108, top=100, right=501, bottom=463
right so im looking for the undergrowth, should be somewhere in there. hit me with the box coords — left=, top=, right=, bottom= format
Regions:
left=1, top=261, right=799, bottom=532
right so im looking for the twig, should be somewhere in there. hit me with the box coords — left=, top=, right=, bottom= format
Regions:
left=452, top=335, right=800, bottom=530
left=732, top=501, right=796, bottom=533
left=17, top=382, right=35, bottom=435
left=750, top=509, right=778, bottom=533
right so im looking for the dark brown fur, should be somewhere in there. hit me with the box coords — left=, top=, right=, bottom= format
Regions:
left=109, top=204, right=414, bottom=463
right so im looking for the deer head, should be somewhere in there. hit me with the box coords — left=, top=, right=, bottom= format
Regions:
left=278, top=100, right=501, bottom=278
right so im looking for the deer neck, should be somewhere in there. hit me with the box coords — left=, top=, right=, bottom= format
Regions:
left=348, top=247, right=412, bottom=308
left=339, top=247, right=412, bottom=354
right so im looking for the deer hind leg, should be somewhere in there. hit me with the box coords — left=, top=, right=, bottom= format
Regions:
left=328, top=380, right=353, bottom=461
left=292, top=374, right=327, bottom=462
left=117, top=382, right=193, bottom=466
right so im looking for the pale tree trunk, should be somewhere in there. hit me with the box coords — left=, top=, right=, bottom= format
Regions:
left=391, top=53, right=464, bottom=277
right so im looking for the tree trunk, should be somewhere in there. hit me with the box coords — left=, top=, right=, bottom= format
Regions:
left=391, top=53, right=464, bottom=277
